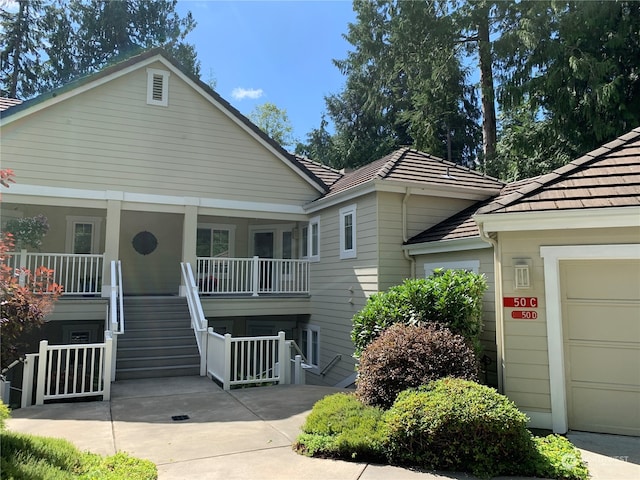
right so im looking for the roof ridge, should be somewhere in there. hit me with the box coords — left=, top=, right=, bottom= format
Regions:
left=375, top=147, right=410, bottom=179
left=295, top=154, right=343, bottom=175
left=409, top=148, right=505, bottom=184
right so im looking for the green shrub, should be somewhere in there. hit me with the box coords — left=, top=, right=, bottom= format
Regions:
left=383, top=378, right=533, bottom=478
left=525, top=435, right=589, bottom=480
left=356, top=324, right=479, bottom=408
left=294, top=393, right=386, bottom=462
left=0, top=400, right=9, bottom=431
left=351, top=270, right=487, bottom=357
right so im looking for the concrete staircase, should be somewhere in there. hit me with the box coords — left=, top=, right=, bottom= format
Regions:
left=115, top=297, right=201, bottom=380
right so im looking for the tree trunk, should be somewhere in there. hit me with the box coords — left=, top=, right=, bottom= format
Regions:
left=477, top=9, right=497, bottom=167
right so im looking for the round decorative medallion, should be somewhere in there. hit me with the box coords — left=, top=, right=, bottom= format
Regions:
left=132, top=231, right=158, bottom=255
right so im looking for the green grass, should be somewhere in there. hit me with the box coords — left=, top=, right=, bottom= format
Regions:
left=0, top=431, right=157, bottom=480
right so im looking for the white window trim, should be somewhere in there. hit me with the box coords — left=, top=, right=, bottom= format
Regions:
left=197, top=223, right=236, bottom=257
left=339, top=204, right=357, bottom=259
left=300, top=324, right=321, bottom=373
left=146, top=68, right=170, bottom=107
left=424, top=260, right=480, bottom=277
left=308, top=216, right=320, bottom=262
left=539, top=243, right=640, bottom=435
left=65, top=216, right=102, bottom=254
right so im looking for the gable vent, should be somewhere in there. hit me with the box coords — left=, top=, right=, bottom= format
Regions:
left=152, top=74, right=164, bottom=101
left=146, top=68, right=170, bottom=107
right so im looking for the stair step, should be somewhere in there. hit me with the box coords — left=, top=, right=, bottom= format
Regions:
left=118, top=344, right=199, bottom=357
left=117, top=354, right=200, bottom=369
left=116, top=297, right=201, bottom=380
left=116, top=364, right=201, bottom=380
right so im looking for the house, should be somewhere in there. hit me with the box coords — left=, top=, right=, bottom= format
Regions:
left=0, top=48, right=504, bottom=389
left=407, top=128, right=640, bottom=436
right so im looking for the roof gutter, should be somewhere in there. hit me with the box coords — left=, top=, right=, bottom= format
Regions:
left=476, top=218, right=505, bottom=394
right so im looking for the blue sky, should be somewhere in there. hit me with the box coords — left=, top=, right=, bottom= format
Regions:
left=177, top=1, right=357, bottom=144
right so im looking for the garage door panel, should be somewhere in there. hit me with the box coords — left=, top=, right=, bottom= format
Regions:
left=563, top=260, right=640, bottom=300
left=565, top=303, right=640, bottom=343
left=568, top=344, right=640, bottom=386
left=561, top=259, right=640, bottom=436
left=568, top=386, right=640, bottom=436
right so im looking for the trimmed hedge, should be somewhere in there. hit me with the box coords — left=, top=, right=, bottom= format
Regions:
left=351, top=270, right=487, bottom=357
left=383, top=378, right=533, bottom=478
left=294, top=392, right=386, bottom=462
left=356, top=323, right=478, bottom=408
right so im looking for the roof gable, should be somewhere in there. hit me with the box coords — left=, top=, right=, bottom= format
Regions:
left=1, top=48, right=327, bottom=194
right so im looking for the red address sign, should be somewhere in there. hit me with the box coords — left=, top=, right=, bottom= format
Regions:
left=511, top=310, right=538, bottom=320
left=503, top=296, right=538, bottom=308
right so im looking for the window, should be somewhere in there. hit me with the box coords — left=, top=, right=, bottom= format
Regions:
left=305, top=216, right=320, bottom=262
left=146, top=68, right=170, bottom=106
left=301, top=225, right=308, bottom=257
left=339, top=204, right=357, bottom=259
left=66, top=216, right=101, bottom=254
left=424, top=260, right=480, bottom=277
left=196, top=224, right=235, bottom=257
left=300, top=324, right=320, bottom=371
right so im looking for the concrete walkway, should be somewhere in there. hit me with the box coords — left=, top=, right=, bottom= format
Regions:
left=6, top=376, right=640, bottom=479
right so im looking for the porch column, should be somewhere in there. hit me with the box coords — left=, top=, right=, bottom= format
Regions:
left=180, top=203, right=198, bottom=296
left=103, top=197, right=122, bottom=296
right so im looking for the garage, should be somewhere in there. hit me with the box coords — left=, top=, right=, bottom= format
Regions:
left=561, top=259, right=640, bottom=436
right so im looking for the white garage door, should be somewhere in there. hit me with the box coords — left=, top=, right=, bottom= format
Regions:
left=561, top=259, right=640, bottom=436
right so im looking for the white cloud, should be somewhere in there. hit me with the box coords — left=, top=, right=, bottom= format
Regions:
left=231, top=87, right=264, bottom=100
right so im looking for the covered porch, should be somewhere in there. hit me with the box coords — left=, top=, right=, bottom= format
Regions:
left=2, top=197, right=312, bottom=299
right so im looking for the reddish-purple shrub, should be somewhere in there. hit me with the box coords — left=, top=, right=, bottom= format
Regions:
left=356, top=323, right=479, bottom=408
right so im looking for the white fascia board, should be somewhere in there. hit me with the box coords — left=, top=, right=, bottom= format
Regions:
left=475, top=206, right=640, bottom=233
left=3, top=183, right=306, bottom=216
left=375, top=179, right=502, bottom=200
left=1, top=55, right=165, bottom=127
left=403, top=236, right=491, bottom=255
left=304, top=183, right=377, bottom=213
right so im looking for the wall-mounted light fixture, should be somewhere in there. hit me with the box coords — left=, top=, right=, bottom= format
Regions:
left=514, top=259, right=531, bottom=289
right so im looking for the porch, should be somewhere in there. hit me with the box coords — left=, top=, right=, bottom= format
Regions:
left=8, top=251, right=311, bottom=299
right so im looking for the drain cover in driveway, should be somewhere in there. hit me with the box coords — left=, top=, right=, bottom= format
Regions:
left=171, top=415, right=190, bottom=421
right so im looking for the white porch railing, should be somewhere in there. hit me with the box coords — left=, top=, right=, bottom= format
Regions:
left=9, top=250, right=104, bottom=295
left=21, top=332, right=113, bottom=407
left=181, top=261, right=306, bottom=389
left=196, top=256, right=310, bottom=296
left=180, top=262, right=208, bottom=376
left=206, top=330, right=306, bottom=390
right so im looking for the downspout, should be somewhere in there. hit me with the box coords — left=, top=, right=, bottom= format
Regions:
left=477, top=219, right=505, bottom=393
left=402, top=188, right=416, bottom=279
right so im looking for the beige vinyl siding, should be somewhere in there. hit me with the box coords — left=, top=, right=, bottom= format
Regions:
left=405, top=195, right=475, bottom=239
left=415, top=247, right=498, bottom=386
left=307, top=193, right=378, bottom=386
left=499, top=227, right=640, bottom=416
left=376, top=192, right=410, bottom=290
left=2, top=62, right=319, bottom=205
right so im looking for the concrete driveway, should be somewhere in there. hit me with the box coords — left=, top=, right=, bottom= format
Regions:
left=6, top=376, right=640, bottom=479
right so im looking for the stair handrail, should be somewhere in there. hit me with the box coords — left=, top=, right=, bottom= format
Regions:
left=109, top=260, right=125, bottom=335
left=181, top=262, right=208, bottom=377
left=180, top=262, right=207, bottom=332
